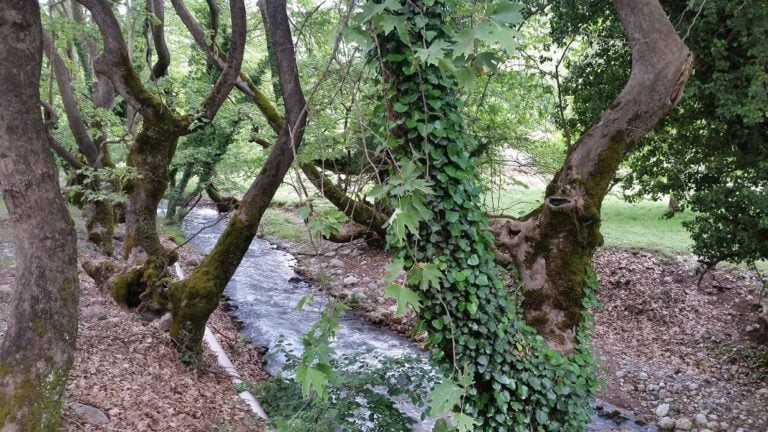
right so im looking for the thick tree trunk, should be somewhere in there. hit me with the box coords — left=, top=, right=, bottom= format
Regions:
left=490, top=0, right=692, bottom=352
left=169, top=0, right=307, bottom=355
left=123, top=119, right=183, bottom=259
left=0, top=1, right=80, bottom=429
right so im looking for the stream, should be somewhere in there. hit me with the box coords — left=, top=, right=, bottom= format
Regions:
left=181, top=206, right=657, bottom=431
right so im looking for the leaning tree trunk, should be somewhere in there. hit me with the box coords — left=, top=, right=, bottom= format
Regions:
left=0, top=1, right=80, bottom=429
left=490, top=0, right=692, bottom=352
left=169, top=0, right=307, bottom=355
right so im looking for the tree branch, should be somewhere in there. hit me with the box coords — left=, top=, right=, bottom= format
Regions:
left=42, top=32, right=101, bottom=166
left=146, top=0, right=171, bottom=79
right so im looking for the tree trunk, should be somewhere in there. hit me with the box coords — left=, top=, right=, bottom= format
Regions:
left=490, top=0, right=692, bottom=352
left=169, top=0, right=307, bottom=355
left=0, top=1, right=80, bottom=429
left=123, top=119, right=183, bottom=259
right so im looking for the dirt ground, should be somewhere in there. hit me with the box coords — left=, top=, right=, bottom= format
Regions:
left=271, top=213, right=768, bottom=432
left=0, top=208, right=268, bottom=431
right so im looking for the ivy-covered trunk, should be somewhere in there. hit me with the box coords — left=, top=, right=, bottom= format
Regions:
left=0, top=1, right=79, bottom=428
left=169, top=0, right=307, bottom=355
left=370, top=0, right=690, bottom=429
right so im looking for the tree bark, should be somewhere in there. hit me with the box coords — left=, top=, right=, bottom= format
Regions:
left=79, top=0, right=246, bottom=260
left=169, top=0, right=308, bottom=355
left=0, top=1, right=79, bottom=429
left=490, top=0, right=692, bottom=352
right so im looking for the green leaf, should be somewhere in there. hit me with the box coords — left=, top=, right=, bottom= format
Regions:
left=428, top=380, right=463, bottom=416
left=466, top=301, right=478, bottom=315
left=415, top=40, right=452, bottom=66
left=384, top=283, right=422, bottom=315
left=451, top=28, right=477, bottom=59
left=385, top=257, right=404, bottom=282
left=295, top=293, right=314, bottom=312
left=453, top=412, right=479, bottom=432
left=432, top=419, right=452, bottom=432
left=296, top=363, right=330, bottom=400
left=489, top=1, right=523, bottom=25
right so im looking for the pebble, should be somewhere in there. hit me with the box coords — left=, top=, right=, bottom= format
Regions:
left=655, top=403, right=670, bottom=417
left=343, top=276, right=359, bottom=286
left=675, top=417, right=692, bottom=430
left=658, top=417, right=675, bottom=430
left=706, top=421, right=719, bottom=430
left=69, top=402, right=109, bottom=425
left=330, top=258, right=344, bottom=268
left=638, top=372, right=649, bottom=380
left=616, top=370, right=626, bottom=378
left=757, top=388, right=768, bottom=396
left=694, top=413, right=708, bottom=426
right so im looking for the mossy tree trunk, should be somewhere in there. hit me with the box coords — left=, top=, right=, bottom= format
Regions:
left=170, top=0, right=307, bottom=354
left=123, top=118, right=185, bottom=258
left=79, top=0, right=246, bottom=262
left=0, top=1, right=80, bottom=428
left=490, top=0, right=692, bottom=352
left=43, top=30, right=117, bottom=255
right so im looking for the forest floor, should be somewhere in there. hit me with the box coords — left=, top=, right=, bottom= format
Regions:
left=263, top=209, right=768, bottom=432
left=0, top=205, right=268, bottom=431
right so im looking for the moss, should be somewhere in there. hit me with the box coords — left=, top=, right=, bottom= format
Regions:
left=0, top=360, right=69, bottom=431
left=32, top=319, right=45, bottom=337
left=109, top=267, right=143, bottom=307
left=169, top=216, right=254, bottom=355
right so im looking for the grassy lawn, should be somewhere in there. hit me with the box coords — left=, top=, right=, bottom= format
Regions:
left=484, top=187, right=696, bottom=255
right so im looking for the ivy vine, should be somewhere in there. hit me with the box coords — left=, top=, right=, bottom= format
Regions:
left=364, top=0, right=598, bottom=429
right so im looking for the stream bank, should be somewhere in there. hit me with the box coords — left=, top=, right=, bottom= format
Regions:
left=181, top=206, right=661, bottom=431
left=255, top=208, right=768, bottom=432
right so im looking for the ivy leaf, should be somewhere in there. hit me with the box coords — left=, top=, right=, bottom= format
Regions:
left=453, top=412, right=479, bottom=432
left=384, top=283, right=421, bottom=315
left=428, top=380, right=463, bottom=416
left=385, top=207, right=422, bottom=242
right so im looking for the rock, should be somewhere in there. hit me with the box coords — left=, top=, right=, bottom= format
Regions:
left=127, top=247, right=148, bottom=266
left=81, top=305, right=108, bottom=321
left=638, top=372, right=649, bottom=380
left=706, top=421, right=719, bottom=430
left=615, top=370, right=626, bottom=378
left=343, top=276, right=359, bottom=286
left=658, top=417, right=675, bottom=430
left=0, top=284, right=11, bottom=294
left=695, top=413, right=708, bottom=426
left=330, top=258, right=344, bottom=268
left=349, top=288, right=367, bottom=302
left=757, top=387, right=768, bottom=396
left=659, top=389, right=671, bottom=399
left=69, top=402, right=109, bottom=425
left=688, top=382, right=699, bottom=391
left=158, top=312, right=172, bottom=332
left=362, top=277, right=372, bottom=284
left=675, top=417, right=693, bottom=430
left=655, top=403, right=670, bottom=418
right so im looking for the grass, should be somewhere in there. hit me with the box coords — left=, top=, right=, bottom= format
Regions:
left=259, top=208, right=311, bottom=242
left=157, top=217, right=187, bottom=245
left=484, top=187, right=696, bottom=255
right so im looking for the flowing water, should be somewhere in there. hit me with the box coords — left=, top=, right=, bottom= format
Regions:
left=181, top=206, right=656, bottom=431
